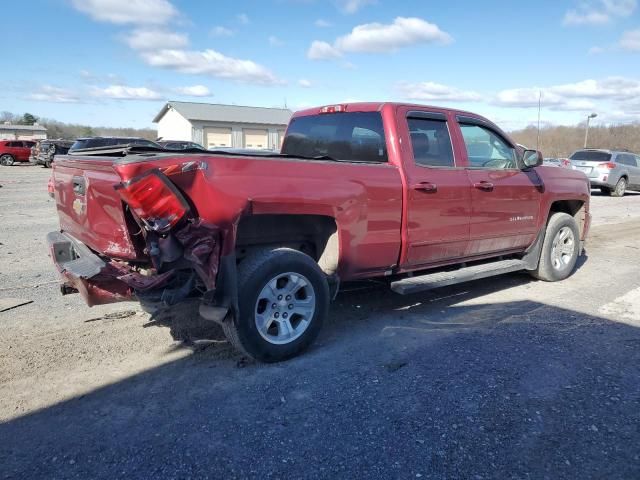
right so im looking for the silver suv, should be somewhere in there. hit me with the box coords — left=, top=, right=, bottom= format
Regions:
left=569, top=149, right=640, bottom=197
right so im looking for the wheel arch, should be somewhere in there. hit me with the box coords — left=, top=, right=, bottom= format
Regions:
left=235, top=214, right=340, bottom=276
left=548, top=199, right=587, bottom=239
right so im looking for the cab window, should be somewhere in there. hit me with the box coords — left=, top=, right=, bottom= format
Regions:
left=407, top=118, right=454, bottom=167
left=460, top=124, right=517, bottom=169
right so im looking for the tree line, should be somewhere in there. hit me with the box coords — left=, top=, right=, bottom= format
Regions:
left=509, top=122, right=640, bottom=158
left=1, top=112, right=156, bottom=141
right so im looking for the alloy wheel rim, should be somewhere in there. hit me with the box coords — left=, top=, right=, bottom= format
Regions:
left=254, top=272, right=316, bottom=345
left=550, top=227, right=575, bottom=270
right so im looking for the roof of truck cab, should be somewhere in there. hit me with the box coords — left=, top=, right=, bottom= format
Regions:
left=292, top=102, right=487, bottom=119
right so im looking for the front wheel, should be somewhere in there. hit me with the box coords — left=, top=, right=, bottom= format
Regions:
left=530, top=212, right=580, bottom=282
left=222, top=248, right=329, bottom=362
left=0, top=154, right=14, bottom=166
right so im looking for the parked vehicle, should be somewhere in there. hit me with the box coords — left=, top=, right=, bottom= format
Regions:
left=47, top=102, right=591, bottom=362
left=35, top=140, right=74, bottom=168
left=157, top=140, right=206, bottom=151
left=544, top=157, right=572, bottom=168
left=68, top=137, right=162, bottom=154
left=569, top=149, right=640, bottom=196
left=0, top=140, right=36, bottom=166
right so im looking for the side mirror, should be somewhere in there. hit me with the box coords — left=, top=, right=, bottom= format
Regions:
left=522, top=149, right=543, bottom=168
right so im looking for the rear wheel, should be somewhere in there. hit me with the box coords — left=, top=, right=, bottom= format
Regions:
left=0, top=154, right=14, bottom=166
left=222, top=248, right=329, bottom=362
left=44, top=160, right=52, bottom=168
left=611, top=177, right=627, bottom=197
left=530, top=212, right=580, bottom=282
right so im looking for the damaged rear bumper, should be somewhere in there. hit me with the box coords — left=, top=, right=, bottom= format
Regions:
left=47, top=231, right=133, bottom=306
left=47, top=225, right=231, bottom=321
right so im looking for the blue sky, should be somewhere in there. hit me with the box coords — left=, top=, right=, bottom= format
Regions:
left=3, top=0, right=640, bottom=130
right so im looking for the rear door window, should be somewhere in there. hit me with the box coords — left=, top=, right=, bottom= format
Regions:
left=282, top=111, right=387, bottom=163
left=407, top=118, right=454, bottom=167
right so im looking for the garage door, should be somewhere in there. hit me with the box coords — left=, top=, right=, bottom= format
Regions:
left=205, top=127, right=232, bottom=148
left=243, top=129, right=268, bottom=149
left=278, top=130, right=286, bottom=149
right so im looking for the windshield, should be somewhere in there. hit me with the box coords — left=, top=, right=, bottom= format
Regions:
left=281, top=111, right=387, bottom=163
left=570, top=150, right=611, bottom=162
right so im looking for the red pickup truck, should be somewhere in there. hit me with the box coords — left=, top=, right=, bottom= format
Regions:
left=47, top=103, right=591, bottom=361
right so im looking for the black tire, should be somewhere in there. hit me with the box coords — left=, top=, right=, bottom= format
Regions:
left=611, top=177, right=627, bottom=197
left=0, top=154, right=14, bottom=166
left=600, top=186, right=612, bottom=196
left=44, top=160, right=52, bottom=168
left=222, top=248, right=329, bottom=362
left=530, top=212, right=580, bottom=282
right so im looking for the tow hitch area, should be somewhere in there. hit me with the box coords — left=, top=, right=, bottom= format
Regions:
left=47, top=220, right=222, bottom=309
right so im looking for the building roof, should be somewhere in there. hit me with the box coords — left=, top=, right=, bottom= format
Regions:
left=153, top=101, right=292, bottom=126
left=0, top=123, right=47, bottom=131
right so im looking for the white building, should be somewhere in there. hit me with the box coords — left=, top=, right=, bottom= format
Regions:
left=153, top=101, right=292, bottom=150
left=0, top=123, right=47, bottom=140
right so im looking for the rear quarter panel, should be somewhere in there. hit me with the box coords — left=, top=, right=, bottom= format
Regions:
left=116, top=154, right=404, bottom=280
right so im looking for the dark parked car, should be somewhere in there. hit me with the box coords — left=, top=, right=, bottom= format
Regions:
left=68, top=137, right=162, bottom=154
left=157, top=140, right=206, bottom=150
left=0, top=140, right=36, bottom=166
left=35, top=140, right=74, bottom=168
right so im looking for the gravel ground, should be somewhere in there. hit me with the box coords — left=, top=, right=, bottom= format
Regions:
left=1, top=164, right=639, bottom=479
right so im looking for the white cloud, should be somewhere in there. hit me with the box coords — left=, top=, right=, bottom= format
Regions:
left=126, top=29, right=188, bottom=50
left=620, top=29, right=640, bottom=51
left=237, top=13, right=250, bottom=24
left=269, top=35, right=285, bottom=47
left=397, top=81, right=481, bottom=102
left=211, top=26, right=234, bottom=37
left=307, top=40, right=343, bottom=59
left=71, top=0, right=177, bottom=25
left=308, top=17, right=452, bottom=60
left=174, top=85, right=211, bottom=97
left=563, top=0, right=636, bottom=25
left=315, top=19, right=332, bottom=28
left=334, top=0, right=375, bottom=14
left=140, top=48, right=283, bottom=85
left=588, top=46, right=605, bottom=54
left=495, top=77, right=640, bottom=111
left=90, top=85, right=162, bottom=100
left=336, top=17, right=452, bottom=53
left=298, top=79, right=312, bottom=88
left=27, top=85, right=80, bottom=103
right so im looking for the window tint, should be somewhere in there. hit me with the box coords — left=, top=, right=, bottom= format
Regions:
left=569, top=150, right=611, bottom=162
left=282, top=112, right=387, bottom=163
left=407, top=118, right=454, bottom=167
left=460, top=124, right=517, bottom=169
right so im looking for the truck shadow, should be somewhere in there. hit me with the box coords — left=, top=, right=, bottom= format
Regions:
left=2, top=286, right=639, bottom=478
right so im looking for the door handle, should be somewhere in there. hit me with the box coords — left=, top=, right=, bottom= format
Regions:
left=412, top=182, right=437, bottom=193
left=473, top=181, right=494, bottom=191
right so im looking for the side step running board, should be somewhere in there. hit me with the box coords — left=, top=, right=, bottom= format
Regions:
left=391, top=259, right=527, bottom=295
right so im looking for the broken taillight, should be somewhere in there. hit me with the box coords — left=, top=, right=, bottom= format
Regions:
left=598, top=162, right=617, bottom=169
left=115, top=170, right=189, bottom=233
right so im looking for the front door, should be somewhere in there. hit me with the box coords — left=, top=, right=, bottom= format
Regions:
left=457, top=122, right=542, bottom=256
left=400, top=110, right=471, bottom=267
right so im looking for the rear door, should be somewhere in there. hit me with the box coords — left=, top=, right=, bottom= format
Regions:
left=397, top=108, right=471, bottom=266
left=455, top=117, right=542, bottom=256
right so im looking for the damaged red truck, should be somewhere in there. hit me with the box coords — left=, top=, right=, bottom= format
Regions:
left=47, top=103, right=591, bottom=362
